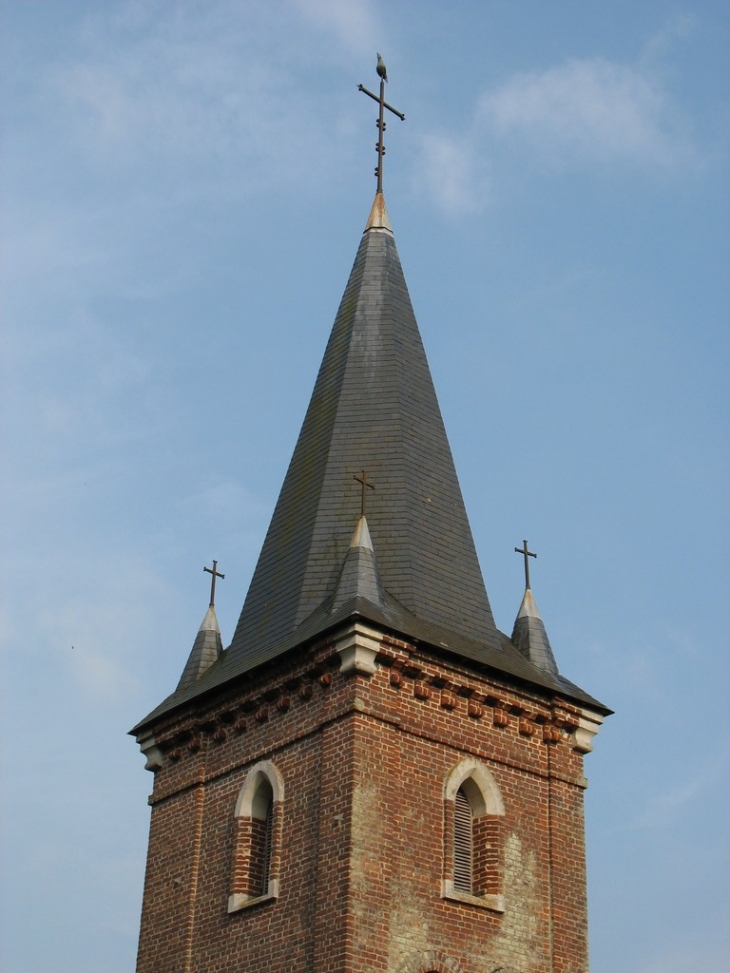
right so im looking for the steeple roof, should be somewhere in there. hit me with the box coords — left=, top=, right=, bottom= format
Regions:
left=226, top=191, right=502, bottom=669
left=134, top=192, right=609, bottom=732
left=511, top=587, right=559, bottom=675
left=175, top=605, right=223, bottom=692
left=330, top=516, right=386, bottom=613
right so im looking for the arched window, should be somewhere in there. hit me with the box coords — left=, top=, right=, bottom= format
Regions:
left=443, top=757, right=505, bottom=912
left=249, top=777, right=273, bottom=896
left=453, top=786, right=473, bottom=893
left=228, top=761, right=283, bottom=913
left=394, top=948, right=463, bottom=973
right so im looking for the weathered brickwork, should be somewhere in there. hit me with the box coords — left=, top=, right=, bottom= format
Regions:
left=136, top=626, right=596, bottom=973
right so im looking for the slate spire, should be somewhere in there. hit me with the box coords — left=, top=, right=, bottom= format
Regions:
left=226, top=191, right=502, bottom=672
left=330, top=516, right=385, bottom=613
left=511, top=587, right=558, bottom=675
left=176, top=604, right=224, bottom=692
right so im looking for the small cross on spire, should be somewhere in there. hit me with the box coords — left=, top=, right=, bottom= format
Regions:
left=514, top=540, right=537, bottom=590
left=203, top=560, right=225, bottom=607
left=358, top=53, right=405, bottom=193
left=353, top=470, right=375, bottom=518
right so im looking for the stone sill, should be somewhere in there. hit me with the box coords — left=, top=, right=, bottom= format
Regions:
left=228, top=880, right=279, bottom=914
left=441, top=880, right=505, bottom=913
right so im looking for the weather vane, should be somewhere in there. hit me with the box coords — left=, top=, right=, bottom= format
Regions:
left=203, top=559, right=225, bottom=607
left=358, top=52, right=405, bottom=193
left=514, top=540, right=537, bottom=590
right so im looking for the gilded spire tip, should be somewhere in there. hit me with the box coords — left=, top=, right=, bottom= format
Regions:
left=365, top=192, right=392, bottom=232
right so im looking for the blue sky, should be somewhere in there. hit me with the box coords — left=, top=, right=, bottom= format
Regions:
left=1, top=2, right=728, bottom=971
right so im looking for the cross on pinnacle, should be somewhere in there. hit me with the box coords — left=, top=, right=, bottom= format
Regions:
left=514, top=540, right=537, bottom=590
left=353, top=470, right=375, bottom=518
left=203, top=560, right=225, bottom=607
left=358, top=53, right=405, bottom=193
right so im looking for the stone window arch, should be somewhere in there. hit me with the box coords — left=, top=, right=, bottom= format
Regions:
left=228, top=760, right=284, bottom=913
left=442, top=757, right=505, bottom=912
left=395, top=949, right=465, bottom=973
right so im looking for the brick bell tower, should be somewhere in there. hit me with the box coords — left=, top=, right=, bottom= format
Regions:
left=132, top=65, right=610, bottom=973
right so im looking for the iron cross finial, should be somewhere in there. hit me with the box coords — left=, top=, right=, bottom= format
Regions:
left=514, top=540, right=537, bottom=590
left=358, top=54, right=405, bottom=193
left=353, top=470, right=375, bottom=518
left=203, top=559, right=225, bottom=607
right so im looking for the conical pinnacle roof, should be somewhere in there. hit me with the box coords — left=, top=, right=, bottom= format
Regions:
left=330, top=516, right=386, bottom=613
left=511, top=588, right=558, bottom=675
left=226, top=192, right=502, bottom=670
left=176, top=605, right=223, bottom=692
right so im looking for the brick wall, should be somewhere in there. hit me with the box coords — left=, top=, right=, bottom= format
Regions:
left=135, top=627, right=593, bottom=973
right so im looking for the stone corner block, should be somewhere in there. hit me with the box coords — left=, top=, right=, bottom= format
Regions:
left=336, top=624, right=382, bottom=675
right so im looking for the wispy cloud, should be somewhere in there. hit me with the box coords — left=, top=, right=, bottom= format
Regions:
left=418, top=24, right=699, bottom=217
left=67, top=640, right=138, bottom=703
left=415, top=132, right=492, bottom=218
left=56, top=30, right=314, bottom=190
left=609, top=746, right=730, bottom=834
left=45, top=0, right=381, bottom=202
left=478, top=56, right=695, bottom=172
left=289, top=0, right=380, bottom=55
left=178, top=479, right=269, bottom=530
left=639, top=10, right=696, bottom=66
left=10, top=554, right=174, bottom=704
left=636, top=944, right=730, bottom=973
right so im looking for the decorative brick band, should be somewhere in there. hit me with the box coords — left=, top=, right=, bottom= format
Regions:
left=138, top=633, right=599, bottom=785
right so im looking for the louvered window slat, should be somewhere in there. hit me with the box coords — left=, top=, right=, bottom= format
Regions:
left=262, top=801, right=273, bottom=890
left=453, top=788, right=473, bottom=893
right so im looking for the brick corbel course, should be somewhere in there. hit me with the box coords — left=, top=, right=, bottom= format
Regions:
left=440, top=689, right=457, bottom=710
left=493, top=707, right=510, bottom=727
left=467, top=699, right=484, bottom=719
left=414, top=680, right=431, bottom=700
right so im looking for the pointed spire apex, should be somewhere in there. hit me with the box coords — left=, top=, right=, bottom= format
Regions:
left=350, top=514, right=374, bottom=551
left=331, top=515, right=385, bottom=612
left=511, top=581, right=559, bottom=675
left=176, top=603, right=224, bottom=692
left=365, top=192, right=392, bottom=232
left=176, top=561, right=226, bottom=691
left=511, top=539, right=557, bottom=673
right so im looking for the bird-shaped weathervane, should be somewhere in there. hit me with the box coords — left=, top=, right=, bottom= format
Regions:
left=358, top=52, right=405, bottom=193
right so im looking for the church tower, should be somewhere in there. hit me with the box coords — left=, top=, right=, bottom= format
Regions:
left=132, top=67, right=609, bottom=973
